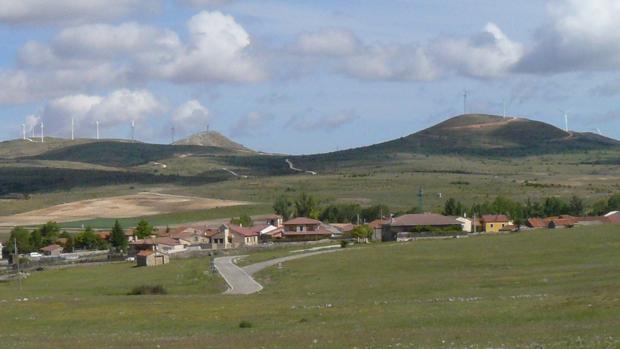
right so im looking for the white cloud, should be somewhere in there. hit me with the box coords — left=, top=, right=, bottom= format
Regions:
left=294, top=28, right=359, bottom=56
left=231, top=111, right=273, bottom=135
left=518, top=0, right=620, bottom=72
left=171, top=100, right=210, bottom=134
left=1, top=11, right=265, bottom=105
left=31, top=89, right=165, bottom=136
left=0, top=0, right=154, bottom=25
left=180, top=0, right=232, bottom=6
left=430, top=23, right=524, bottom=78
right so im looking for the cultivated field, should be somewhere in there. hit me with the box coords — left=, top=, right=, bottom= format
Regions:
left=0, top=192, right=248, bottom=226
left=1, top=225, right=619, bottom=348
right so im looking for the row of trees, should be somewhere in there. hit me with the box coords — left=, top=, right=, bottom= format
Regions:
left=273, top=193, right=389, bottom=224
left=443, top=194, right=620, bottom=225
left=5, top=220, right=142, bottom=255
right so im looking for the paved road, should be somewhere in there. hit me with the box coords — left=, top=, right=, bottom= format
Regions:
left=214, top=249, right=341, bottom=295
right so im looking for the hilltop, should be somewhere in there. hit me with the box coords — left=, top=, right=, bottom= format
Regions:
left=298, top=114, right=620, bottom=165
left=173, top=131, right=252, bottom=152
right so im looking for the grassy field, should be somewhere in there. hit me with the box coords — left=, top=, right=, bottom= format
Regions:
left=1, top=225, right=619, bottom=348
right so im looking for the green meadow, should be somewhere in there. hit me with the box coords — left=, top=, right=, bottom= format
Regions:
left=1, top=224, right=619, bottom=348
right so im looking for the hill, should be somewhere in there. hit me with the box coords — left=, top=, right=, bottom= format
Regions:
left=173, top=131, right=252, bottom=152
left=295, top=114, right=620, bottom=167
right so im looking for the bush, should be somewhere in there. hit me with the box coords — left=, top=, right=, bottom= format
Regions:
left=239, top=320, right=253, bottom=328
left=340, top=240, right=349, bottom=248
left=128, top=284, right=167, bottom=295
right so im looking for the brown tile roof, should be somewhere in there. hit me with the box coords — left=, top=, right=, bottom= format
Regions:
left=283, top=217, right=322, bottom=225
left=40, top=244, right=62, bottom=252
left=549, top=218, right=575, bottom=227
left=481, top=214, right=511, bottom=223
left=330, top=223, right=356, bottom=232
left=137, top=250, right=154, bottom=257
left=96, top=231, right=111, bottom=240
left=132, top=237, right=181, bottom=246
left=229, top=224, right=259, bottom=237
left=367, top=219, right=388, bottom=230
left=527, top=218, right=549, bottom=228
left=283, top=227, right=332, bottom=237
left=390, top=213, right=461, bottom=227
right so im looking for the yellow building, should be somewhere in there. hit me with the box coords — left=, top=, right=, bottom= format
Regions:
left=481, top=214, right=513, bottom=233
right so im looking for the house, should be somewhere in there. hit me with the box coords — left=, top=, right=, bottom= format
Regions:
left=526, top=218, right=549, bottom=229
left=253, top=214, right=284, bottom=227
left=208, top=224, right=259, bottom=249
left=282, top=217, right=333, bottom=241
left=367, top=219, right=388, bottom=241
left=39, top=244, right=63, bottom=256
left=131, top=237, right=186, bottom=254
left=136, top=250, right=169, bottom=267
left=480, top=215, right=513, bottom=233
left=547, top=217, right=576, bottom=229
left=96, top=231, right=111, bottom=241
left=455, top=217, right=473, bottom=233
left=329, top=223, right=357, bottom=236
left=382, top=213, right=465, bottom=241
left=166, top=226, right=210, bottom=246
left=0, top=241, right=3, bottom=260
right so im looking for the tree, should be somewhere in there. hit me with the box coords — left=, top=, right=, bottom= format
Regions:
left=134, top=219, right=153, bottom=239
left=350, top=225, right=373, bottom=241
left=75, top=227, right=98, bottom=250
left=7, top=227, right=32, bottom=254
left=39, top=221, right=61, bottom=245
left=443, top=198, right=465, bottom=216
left=110, top=220, right=128, bottom=253
left=294, top=192, right=320, bottom=218
left=231, top=214, right=253, bottom=227
left=543, top=197, right=568, bottom=217
left=29, top=229, right=43, bottom=250
left=273, top=195, right=293, bottom=220
left=59, top=231, right=75, bottom=253
left=361, top=204, right=389, bottom=222
left=320, top=204, right=361, bottom=223
left=607, top=194, right=620, bottom=211
left=568, top=195, right=585, bottom=216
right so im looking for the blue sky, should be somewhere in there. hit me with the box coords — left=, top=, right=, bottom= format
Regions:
left=0, top=0, right=619, bottom=154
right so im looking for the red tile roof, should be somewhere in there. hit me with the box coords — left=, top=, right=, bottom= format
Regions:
left=132, top=237, right=181, bottom=246
left=481, top=214, right=511, bottom=223
left=330, top=223, right=356, bottom=232
left=40, top=244, right=62, bottom=252
left=283, top=217, right=322, bottom=225
left=229, top=224, right=259, bottom=237
left=367, top=219, right=388, bottom=230
left=527, top=218, right=549, bottom=228
left=137, top=250, right=154, bottom=257
left=390, top=213, right=461, bottom=227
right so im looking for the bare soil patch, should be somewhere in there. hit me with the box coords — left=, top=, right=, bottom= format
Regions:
left=0, top=192, right=248, bottom=226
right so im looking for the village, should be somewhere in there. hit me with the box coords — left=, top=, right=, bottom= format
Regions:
left=3, top=202, right=620, bottom=268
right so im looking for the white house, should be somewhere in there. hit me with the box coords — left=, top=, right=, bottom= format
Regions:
left=456, top=217, right=473, bottom=233
left=0, top=241, right=3, bottom=260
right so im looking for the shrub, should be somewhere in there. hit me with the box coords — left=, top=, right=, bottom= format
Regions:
left=340, top=240, right=349, bottom=248
left=128, top=285, right=167, bottom=295
left=239, top=320, right=253, bottom=328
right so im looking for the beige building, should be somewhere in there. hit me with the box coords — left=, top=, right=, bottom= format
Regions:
left=136, top=250, right=169, bottom=267
left=208, top=224, right=259, bottom=249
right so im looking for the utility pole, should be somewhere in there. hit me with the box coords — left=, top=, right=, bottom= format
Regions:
left=14, top=239, right=21, bottom=291
left=418, top=186, right=424, bottom=213
left=473, top=212, right=477, bottom=234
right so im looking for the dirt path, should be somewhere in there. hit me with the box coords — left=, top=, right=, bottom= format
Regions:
left=285, top=159, right=317, bottom=175
left=215, top=249, right=341, bottom=295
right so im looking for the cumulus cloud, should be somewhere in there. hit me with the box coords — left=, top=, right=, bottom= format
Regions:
left=518, top=0, right=620, bottom=73
left=430, top=23, right=524, bottom=78
left=1, top=11, right=264, bottom=105
left=29, top=89, right=165, bottom=137
left=171, top=100, right=210, bottom=135
left=0, top=0, right=154, bottom=25
left=180, top=0, right=233, bottom=6
left=294, top=23, right=521, bottom=81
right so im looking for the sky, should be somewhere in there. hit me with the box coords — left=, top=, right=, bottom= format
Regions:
left=0, top=0, right=619, bottom=154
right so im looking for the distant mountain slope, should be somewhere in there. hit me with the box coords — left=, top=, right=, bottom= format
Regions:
left=293, top=114, right=620, bottom=166
left=28, top=142, right=240, bottom=167
left=173, top=131, right=252, bottom=152
left=0, top=138, right=97, bottom=159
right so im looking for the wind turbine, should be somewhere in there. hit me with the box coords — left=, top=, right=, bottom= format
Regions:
left=171, top=126, right=175, bottom=144
left=40, top=122, right=44, bottom=143
left=96, top=120, right=100, bottom=140
left=559, top=109, right=569, bottom=132
left=462, top=89, right=470, bottom=114
left=71, top=117, right=75, bottom=141
left=21, top=124, right=25, bottom=140
left=131, top=120, right=135, bottom=141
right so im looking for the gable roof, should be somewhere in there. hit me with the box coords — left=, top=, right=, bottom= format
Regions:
left=367, top=219, right=388, bottom=229
left=390, top=213, right=461, bottom=227
left=481, top=214, right=510, bottom=223
left=228, top=224, right=259, bottom=237
left=40, top=244, right=62, bottom=252
left=132, top=237, right=181, bottom=246
left=283, top=217, right=322, bottom=225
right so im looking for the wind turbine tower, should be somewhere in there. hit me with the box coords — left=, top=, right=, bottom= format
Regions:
left=463, top=89, right=469, bottom=114
left=131, top=120, right=135, bottom=141
left=564, top=112, right=569, bottom=132
left=71, top=117, right=75, bottom=141
left=96, top=120, right=100, bottom=140
left=21, top=124, right=26, bottom=140
left=171, top=126, right=175, bottom=144
left=40, top=122, right=44, bottom=143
